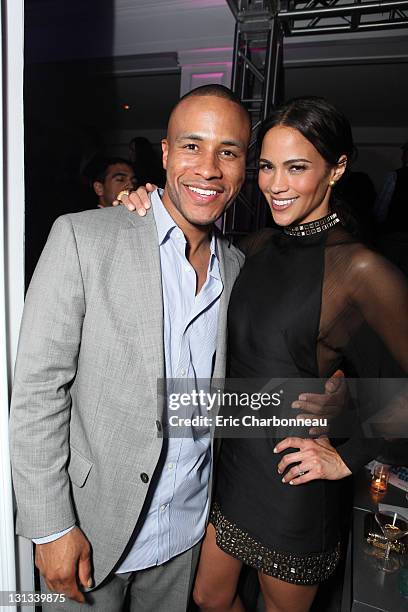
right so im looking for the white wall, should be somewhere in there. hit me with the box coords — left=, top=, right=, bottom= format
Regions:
left=25, top=0, right=235, bottom=62
left=0, top=1, right=31, bottom=610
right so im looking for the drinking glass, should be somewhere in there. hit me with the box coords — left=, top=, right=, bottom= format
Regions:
left=371, top=463, right=390, bottom=494
left=374, top=511, right=408, bottom=573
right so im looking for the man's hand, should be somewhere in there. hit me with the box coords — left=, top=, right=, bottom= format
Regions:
left=274, top=436, right=352, bottom=485
left=35, top=527, right=92, bottom=603
left=112, top=183, right=157, bottom=214
left=292, top=370, right=347, bottom=435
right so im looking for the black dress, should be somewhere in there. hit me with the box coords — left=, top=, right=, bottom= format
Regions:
left=211, top=212, right=408, bottom=585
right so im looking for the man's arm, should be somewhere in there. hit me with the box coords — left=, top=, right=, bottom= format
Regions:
left=35, top=528, right=92, bottom=602
left=9, top=215, right=92, bottom=602
left=33, top=525, right=75, bottom=544
left=10, top=215, right=85, bottom=536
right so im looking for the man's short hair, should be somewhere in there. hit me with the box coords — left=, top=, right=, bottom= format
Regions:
left=172, top=84, right=251, bottom=127
left=83, top=156, right=134, bottom=186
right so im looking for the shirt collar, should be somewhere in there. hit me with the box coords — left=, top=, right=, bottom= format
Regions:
left=208, top=239, right=221, bottom=281
left=151, top=188, right=220, bottom=274
left=151, top=188, right=178, bottom=246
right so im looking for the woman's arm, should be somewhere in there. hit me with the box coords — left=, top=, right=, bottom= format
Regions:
left=275, top=247, right=408, bottom=484
left=112, top=183, right=157, bottom=213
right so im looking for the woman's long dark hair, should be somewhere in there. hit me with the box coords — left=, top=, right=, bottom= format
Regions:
left=257, top=96, right=365, bottom=238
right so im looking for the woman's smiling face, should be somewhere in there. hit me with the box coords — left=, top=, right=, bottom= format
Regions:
left=258, top=125, right=346, bottom=227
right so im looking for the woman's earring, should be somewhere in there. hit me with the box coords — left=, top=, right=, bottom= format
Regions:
left=329, top=180, right=336, bottom=187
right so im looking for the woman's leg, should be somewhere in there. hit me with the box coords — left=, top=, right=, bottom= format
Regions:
left=193, top=523, right=245, bottom=612
left=258, top=572, right=318, bottom=612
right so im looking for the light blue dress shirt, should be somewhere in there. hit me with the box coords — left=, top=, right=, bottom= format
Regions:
left=117, top=190, right=223, bottom=571
left=34, top=191, right=224, bottom=572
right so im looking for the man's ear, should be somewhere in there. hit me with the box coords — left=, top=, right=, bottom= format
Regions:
left=93, top=181, right=104, bottom=197
left=161, top=139, right=169, bottom=170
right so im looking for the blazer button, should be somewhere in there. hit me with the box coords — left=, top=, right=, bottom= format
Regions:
left=140, top=473, right=149, bottom=484
left=155, top=420, right=162, bottom=432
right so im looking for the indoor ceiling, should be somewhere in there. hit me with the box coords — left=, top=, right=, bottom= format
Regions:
left=24, top=0, right=408, bottom=132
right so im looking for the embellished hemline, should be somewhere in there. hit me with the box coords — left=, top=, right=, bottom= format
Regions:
left=209, top=502, right=340, bottom=586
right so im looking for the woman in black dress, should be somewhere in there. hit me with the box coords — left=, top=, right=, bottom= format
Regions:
left=193, top=97, right=408, bottom=611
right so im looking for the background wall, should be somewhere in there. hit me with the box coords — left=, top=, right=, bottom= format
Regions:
left=23, top=0, right=408, bottom=273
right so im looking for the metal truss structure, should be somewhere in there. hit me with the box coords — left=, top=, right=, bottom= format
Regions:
left=279, top=0, right=408, bottom=36
left=222, top=1, right=283, bottom=238
left=222, top=0, right=408, bottom=239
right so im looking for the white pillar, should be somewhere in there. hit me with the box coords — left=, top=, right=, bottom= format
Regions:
left=0, top=1, right=31, bottom=610
left=178, top=47, right=233, bottom=96
left=0, top=206, right=16, bottom=609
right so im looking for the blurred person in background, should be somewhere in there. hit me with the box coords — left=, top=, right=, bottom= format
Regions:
left=375, top=142, right=408, bottom=275
left=129, top=136, right=166, bottom=187
left=83, top=155, right=137, bottom=208
left=375, top=141, right=408, bottom=229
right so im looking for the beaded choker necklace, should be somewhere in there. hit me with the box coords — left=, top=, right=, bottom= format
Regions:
left=283, top=211, right=340, bottom=237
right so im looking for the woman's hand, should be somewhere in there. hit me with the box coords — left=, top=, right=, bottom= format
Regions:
left=292, top=370, right=347, bottom=436
left=112, top=183, right=157, bottom=214
left=274, top=436, right=352, bottom=485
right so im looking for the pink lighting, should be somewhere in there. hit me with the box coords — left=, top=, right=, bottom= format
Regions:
left=192, top=72, right=225, bottom=79
left=188, top=1, right=228, bottom=8
left=197, top=47, right=233, bottom=52
left=184, top=62, right=233, bottom=69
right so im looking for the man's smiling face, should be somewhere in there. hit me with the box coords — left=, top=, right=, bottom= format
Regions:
left=161, top=95, right=250, bottom=229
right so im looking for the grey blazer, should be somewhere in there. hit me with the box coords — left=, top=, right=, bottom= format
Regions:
left=9, top=205, right=244, bottom=586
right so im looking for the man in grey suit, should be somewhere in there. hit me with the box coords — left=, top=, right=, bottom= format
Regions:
left=10, top=84, right=341, bottom=610
left=10, top=85, right=251, bottom=610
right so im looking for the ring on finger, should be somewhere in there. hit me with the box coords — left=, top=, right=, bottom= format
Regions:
left=116, top=189, right=130, bottom=202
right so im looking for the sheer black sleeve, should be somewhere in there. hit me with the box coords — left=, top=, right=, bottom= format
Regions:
left=349, top=248, right=408, bottom=373
left=336, top=247, right=408, bottom=469
left=350, top=248, right=408, bottom=433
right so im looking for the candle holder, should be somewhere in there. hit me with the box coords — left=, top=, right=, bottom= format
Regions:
left=371, top=462, right=390, bottom=494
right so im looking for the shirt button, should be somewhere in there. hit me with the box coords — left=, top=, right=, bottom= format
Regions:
left=155, top=420, right=162, bottom=432
left=140, top=473, right=149, bottom=484
left=180, top=369, right=186, bottom=376
left=168, top=463, right=174, bottom=470
left=160, top=504, right=167, bottom=512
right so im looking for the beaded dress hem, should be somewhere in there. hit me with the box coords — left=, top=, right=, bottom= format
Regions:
left=210, top=502, right=340, bottom=586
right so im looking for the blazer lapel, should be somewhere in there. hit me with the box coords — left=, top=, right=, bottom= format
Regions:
left=120, top=209, right=165, bottom=410
left=117, top=212, right=240, bottom=421
left=212, top=238, right=242, bottom=382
